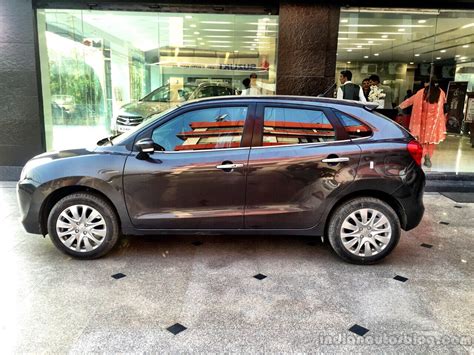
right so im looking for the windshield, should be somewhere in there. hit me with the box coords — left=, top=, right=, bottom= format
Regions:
left=110, top=106, right=180, bottom=145
left=141, top=85, right=196, bottom=102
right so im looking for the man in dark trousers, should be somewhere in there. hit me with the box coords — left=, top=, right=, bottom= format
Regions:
left=337, top=70, right=367, bottom=103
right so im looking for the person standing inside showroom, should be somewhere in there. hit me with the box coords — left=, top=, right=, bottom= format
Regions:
left=337, top=70, right=367, bottom=103
left=368, top=74, right=393, bottom=109
left=397, top=77, right=447, bottom=168
left=241, top=73, right=262, bottom=95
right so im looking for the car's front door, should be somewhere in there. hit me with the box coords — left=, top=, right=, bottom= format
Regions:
left=244, top=104, right=362, bottom=230
left=123, top=104, right=254, bottom=229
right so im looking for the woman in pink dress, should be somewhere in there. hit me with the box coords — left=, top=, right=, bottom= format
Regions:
left=398, top=78, right=447, bottom=168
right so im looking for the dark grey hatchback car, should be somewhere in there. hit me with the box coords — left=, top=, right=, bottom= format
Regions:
left=17, top=96, right=425, bottom=264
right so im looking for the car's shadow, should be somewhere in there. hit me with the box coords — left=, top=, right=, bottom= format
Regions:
left=108, top=233, right=329, bottom=259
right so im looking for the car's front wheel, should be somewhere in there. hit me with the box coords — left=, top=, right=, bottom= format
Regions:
left=47, top=192, right=120, bottom=259
left=327, top=197, right=401, bottom=264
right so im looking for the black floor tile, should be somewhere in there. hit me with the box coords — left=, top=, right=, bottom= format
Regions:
left=253, top=273, right=267, bottom=280
left=393, top=275, right=408, bottom=282
left=192, top=241, right=203, bottom=246
left=420, top=243, right=433, bottom=248
left=349, top=324, right=369, bottom=336
left=439, top=221, right=450, bottom=225
left=166, top=323, right=187, bottom=335
left=111, top=273, right=126, bottom=280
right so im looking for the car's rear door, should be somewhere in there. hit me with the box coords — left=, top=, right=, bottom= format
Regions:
left=244, top=103, right=362, bottom=230
left=123, top=103, right=255, bottom=229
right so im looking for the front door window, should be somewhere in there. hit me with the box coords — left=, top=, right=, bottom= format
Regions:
left=152, top=106, right=248, bottom=151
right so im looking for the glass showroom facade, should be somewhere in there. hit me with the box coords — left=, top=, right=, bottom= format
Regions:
left=37, top=10, right=278, bottom=150
left=36, top=6, right=474, bottom=173
left=336, top=8, right=474, bottom=173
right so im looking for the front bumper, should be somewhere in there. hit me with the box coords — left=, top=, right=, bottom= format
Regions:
left=17, top=179, right=43, bottom=235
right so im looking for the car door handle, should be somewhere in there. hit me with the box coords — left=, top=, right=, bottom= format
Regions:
left=321, top=157, right=350, bottom=163
left=216, top=163, right=244, bottom=170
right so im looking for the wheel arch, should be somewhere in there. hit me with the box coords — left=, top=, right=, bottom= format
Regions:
left=323, top=189, right=407, bottom=238
left=40, top=185, right=122, bottom=236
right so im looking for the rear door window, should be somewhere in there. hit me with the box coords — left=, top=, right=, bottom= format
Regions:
left=262, top=107, right=336, bottom=145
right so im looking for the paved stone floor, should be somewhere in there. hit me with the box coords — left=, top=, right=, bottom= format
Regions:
left=0, top=182, right=472, bottom=353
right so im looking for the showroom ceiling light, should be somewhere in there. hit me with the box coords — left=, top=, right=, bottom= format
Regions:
left=208, top=40, right=231, bottom=43
left=201, top=21, right=232, bottom=24
left=381, top=35, right=388, bottom=38
left=203, top=29, right=232, bottom=32
left=246, top=22, right=278, bottom=26
left=243, top=29, right=277, bottom=33
left=410, top=61, right=414, bottom=64
left=461, top=23, right=474, bottom=29
left=194, top=31, right=200, bottom=34
left=374, top=53, right=379, bottom=56
left=185, top=15, right=192, bottom=19
left=340, top=24, right=430, bottom=28
left=364, top=55, right=369, bottom=58
left=210, top=45, right=231, bottom=48
left=414, top=53, right=420, bottom=56
left=398, top=28, right=405, bottom=32
left=440, top=49, right=446, bottom=53
left=418, top=20, right=427, bottom=24
left=462, top=45, right=470, bottom=48
left=205, top=35, right=231, bottom=38
left=436, top=57, right=441, bottom=60
left=340, top=19, right=348, bottom=23
left=190, top=24, right=196, bottom=28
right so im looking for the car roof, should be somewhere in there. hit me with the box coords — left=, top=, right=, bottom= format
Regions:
left=183, top=95, right=378, bottom=110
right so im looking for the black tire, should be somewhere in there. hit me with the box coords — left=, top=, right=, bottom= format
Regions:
left=327, top=197, right=401, bottom=264
left=47, top=192, right=120, bottom=259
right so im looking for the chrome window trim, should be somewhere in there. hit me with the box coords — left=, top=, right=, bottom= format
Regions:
left=157, top=146, right=250, bottom=154
left=251, top=139, right=353, bottom=150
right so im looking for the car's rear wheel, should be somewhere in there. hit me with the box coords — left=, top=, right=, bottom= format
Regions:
left=47, top=192, right=120, bottom=259
left=327, top=197, right=400, bottom=264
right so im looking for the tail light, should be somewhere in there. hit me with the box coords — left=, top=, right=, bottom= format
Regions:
left=407, top=140, right=423, bottom=166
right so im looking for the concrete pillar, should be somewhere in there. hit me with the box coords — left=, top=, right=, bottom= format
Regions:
left=0, top=0, right=44, bottom=179
left=276, top=1, right=340, bottom=96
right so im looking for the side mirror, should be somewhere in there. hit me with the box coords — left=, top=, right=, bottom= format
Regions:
left=135, top=138, right=155, bottom=153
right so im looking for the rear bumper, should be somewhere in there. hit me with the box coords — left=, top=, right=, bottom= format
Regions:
left=394, top=165, right=426, bottom=231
